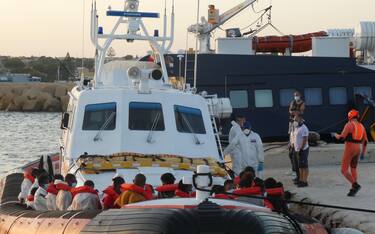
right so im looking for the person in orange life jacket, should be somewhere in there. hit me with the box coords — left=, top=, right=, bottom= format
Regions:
left=33, top=173, right=50, bottom=211
left=291, top=115, right=310, bottom=187
left=46, top=174, right=64, bottom=210
left=115, top=174, right=149, bottom=207
left=18, top=168, right=44, bottom=204
left=175, top=180, right=195, bottom=198
left=264, top=178, right=289, bottom=213
left=234, top=166, right=256, bottom=186
left=102, top=175, right=125, bottom=209
left=211, top=185, right=232, bottom=199
left=334, top=109, right=368, bottom=197
left=26, top=187, right=38, bottom=210
left=69, top=180, right=101, bottom=210
left=156, top=173, right=177, bottom=199
left=234, top=172, right=264, bottom=206
left=56, top=173, right=76, bottom=211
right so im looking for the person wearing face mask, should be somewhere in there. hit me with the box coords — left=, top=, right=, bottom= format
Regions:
left=55, top=173, right=77, bottom=211
left=226, top=115, right=246, bottom=176
left=291, top=115, right=309, bottom=187
left=33, top=173, right=50, bottom=211
left=224, top=121, right=264, bottom=176
left=288, top=91, right=305, bottom=177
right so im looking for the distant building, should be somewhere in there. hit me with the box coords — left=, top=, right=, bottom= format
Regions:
left=0, top=73, right=41, bottom=83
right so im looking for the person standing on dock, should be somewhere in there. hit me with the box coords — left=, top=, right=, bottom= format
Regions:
left=334, top=109, right=368, bottom=197
left=224, top=121, right=264, bottom=178
left=227, top=115, right=246, bottom=175
left=291, top=115, right=310, bottom=187
left=288, top=91, right=306, bottom=177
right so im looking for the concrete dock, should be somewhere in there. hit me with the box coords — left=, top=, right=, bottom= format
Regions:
left=263, top=143, right=375, bottom=234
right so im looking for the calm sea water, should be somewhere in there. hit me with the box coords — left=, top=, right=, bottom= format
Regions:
left=0, top=112, right=61, bottom=176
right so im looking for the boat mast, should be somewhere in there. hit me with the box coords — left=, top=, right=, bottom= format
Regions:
left=90, top=0, right=175, bottom=88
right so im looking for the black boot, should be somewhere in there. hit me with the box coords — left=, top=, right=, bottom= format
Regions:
left=347, top=183, right=361, bottom=197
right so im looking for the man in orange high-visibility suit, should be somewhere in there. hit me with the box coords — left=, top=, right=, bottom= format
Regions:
left=335, top=109, right=368, bottom=197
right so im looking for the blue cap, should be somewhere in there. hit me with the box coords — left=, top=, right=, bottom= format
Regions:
left=243, top=121, right=251, bottom=130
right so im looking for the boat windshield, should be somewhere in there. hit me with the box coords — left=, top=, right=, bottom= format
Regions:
left=82, top=102, right=116, bottom=130
left=129, top=102, right=165, bottom=131
left=174, top=105, right=206, bottom=134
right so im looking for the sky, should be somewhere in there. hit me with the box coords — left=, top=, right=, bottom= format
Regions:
left=0, top=0, right=374, bottom=58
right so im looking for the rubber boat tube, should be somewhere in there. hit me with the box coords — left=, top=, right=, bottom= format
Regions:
left=0, top=173, right=328, bottom=234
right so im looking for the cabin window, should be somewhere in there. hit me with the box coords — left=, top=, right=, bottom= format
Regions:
left=280, top=89, right=295, bottom=107
left=174, top=105, right=206, bottom=134
left=329, top=87, right=347, bottom=105
left=129, top=102, right=165, bottom=131
left=255, top=89, right=273, bottom=108
left=229, top=90, right=248, bottom=108
left=82, top=102, right=116, bottom=130
left=354, top=86, right=372, bottom=98
left=304, top=88, right=323, bottom=106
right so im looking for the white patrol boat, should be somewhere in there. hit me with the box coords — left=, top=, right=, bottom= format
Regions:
left=0, top=1, right=336, bottom=233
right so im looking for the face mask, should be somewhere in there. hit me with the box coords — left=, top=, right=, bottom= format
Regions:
left=293, top=121, right=299, bottom=128
left=294, top=96, right=300, bottom=101
left=243, top=129, right=251, bottom=135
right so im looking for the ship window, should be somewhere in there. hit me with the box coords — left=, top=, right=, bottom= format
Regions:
left=82, top=102, right=116, bottom=130
left=229, top=90, right=248, bottom=109
left=280, top=89, right=295, bottom=107
left=174, top=105, right=206, bottom=134
left=329, top=87, right=347, bottom=105
left=304, top=88, right=323, bottom=106
left=354, top=86, right=372, bottom=98
left=255, top=89, right=273, bottom=108
left=129, top=102, right=165, bottom=131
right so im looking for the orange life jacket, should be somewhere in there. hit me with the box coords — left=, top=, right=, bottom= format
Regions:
left=346, top=121, right=365, bottom=143
left=55, top=183, right=71, bottom=192
left=233, top=186, right=262, bottom=196
left=46, top=183, right=58, bottom=195
left=264, top=187, right=285, bottom=210
left=175, top=189, right=196, bottom=198
left=71, top=185, right=98, bottom=198
left=102, top=186, right=121, bottom=208
left=121, top=184, right=153, bottom=200
left=24, top=172, right=35, bottom=184
left=27, top=194, right=34, bottom=202
left=155, top=184, right=179, bottom=192
left=214, top=193, right=233, bottom=199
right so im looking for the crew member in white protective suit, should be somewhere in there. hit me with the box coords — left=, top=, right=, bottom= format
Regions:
left=33, top=174, right=50, bottom=211
left=224, top=121, right=264, bottom=177
left=227, top=115, right=246, bottom=175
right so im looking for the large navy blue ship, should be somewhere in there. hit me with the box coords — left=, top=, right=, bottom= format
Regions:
left=167, top=53, right=375, bottom=140
left=159, top=1, right=375, bottom=140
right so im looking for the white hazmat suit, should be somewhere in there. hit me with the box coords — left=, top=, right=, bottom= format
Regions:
left=33, top=186, right=48, bottom=211
left=68, top=193, right=100, bottom=210
left=227, top=121, right=243, bottom=175
left=18, top=177, right=34, bottom=202
left=224, top=130, right=264, bottom=176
